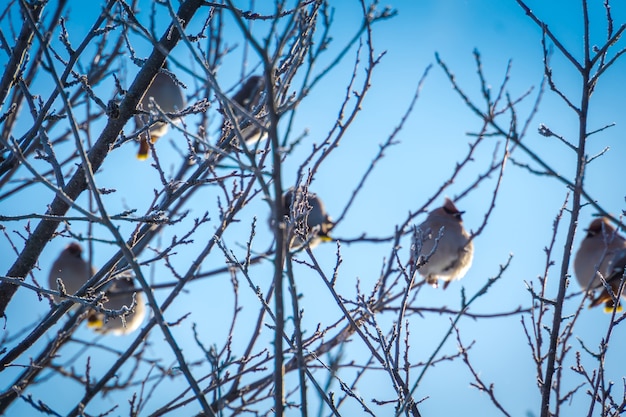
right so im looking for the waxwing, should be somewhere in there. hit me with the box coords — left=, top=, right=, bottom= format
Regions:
left=48, top=242, right=94, bottom=302
left=220, top=75, right=267, bottom=149
left=282, top=187, right=333, bottom=250
left=134, top=63, right=185, bottom=160
left=413, top=198, right=474, bottom=289
left=574, top=217, right=626, bottom=310
left=588, top=248, right=626, bottom=311
left=87, top=274, right=146, bottom=335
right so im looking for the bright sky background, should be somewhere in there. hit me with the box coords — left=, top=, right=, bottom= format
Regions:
left=1, top=1, right=625, bottom=416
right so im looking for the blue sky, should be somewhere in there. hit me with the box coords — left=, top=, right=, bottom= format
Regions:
left=1, top=1, right=626, bottom=416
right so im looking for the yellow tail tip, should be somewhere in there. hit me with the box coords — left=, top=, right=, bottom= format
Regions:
left=603, top=302, right=623, bottom=314
left=320, top=235, right=333, bottom=242
left=138, top=137, right=151, bottom=159
left=87, top=316, right=104, bottom=329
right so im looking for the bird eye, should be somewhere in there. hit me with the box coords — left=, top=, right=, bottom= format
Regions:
left=444, top=206, right=463, bottom=220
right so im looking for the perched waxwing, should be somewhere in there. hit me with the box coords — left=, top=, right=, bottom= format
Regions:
left=588, top=248, right=626, bottom=312
left=574, top=217, right=626, bottom=311
left=87, top=274, right=146, bottom=335
left=48, top=242, right=94, bottom=302
left=413, top=198, right=474, bottom=289
left=134, top=62, right=185, bottom=160
left=282, top=187, right=334, bottom=250
left=220, top=75, right=266, bottom=148
left=574, top=218, right=626, bottom=292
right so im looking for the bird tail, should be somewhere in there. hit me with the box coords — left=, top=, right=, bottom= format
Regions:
left=603, top=301, right=623, bottom=313
left=87, top=312, right=105, bottom=329
left=137, top=138, right=150, bottom=160
left=588, top=288, right=623, bottom=313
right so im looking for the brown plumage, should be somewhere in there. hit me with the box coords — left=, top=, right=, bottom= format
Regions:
left=574, top=217, right=626, bottom=311
left=87, top=274, right=146, bottom=335
left=413, top=198, right=474, bottom=290
left=134, top=63, right=185, bottom=160
left=588, top=248, right=626, bottom=312
left=48, top=243, right=94, bottom=302
left=49, top=243, right=145, bottom=334
left=220, top=75, right=267, bottom=148
left=282, top=187, right=334, bottom=250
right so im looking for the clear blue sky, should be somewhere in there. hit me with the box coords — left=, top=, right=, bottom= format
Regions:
left=1, top=1, right=625, bottom=416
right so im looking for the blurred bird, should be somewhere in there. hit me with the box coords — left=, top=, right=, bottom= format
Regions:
left=134, top=63, right=185, bottom=160
left=588, top=248, right=626, bottom=312
left=574, top=217, right=626, bottom=312
left=413, top=198, right=474, bottom=289
left=220, top=75, right=267, bottom=149
left=87, top=274, right=146, bottom=335
left=48, top=242, right=94, bottom=302
left=282, top=187, right=334, bottom=250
